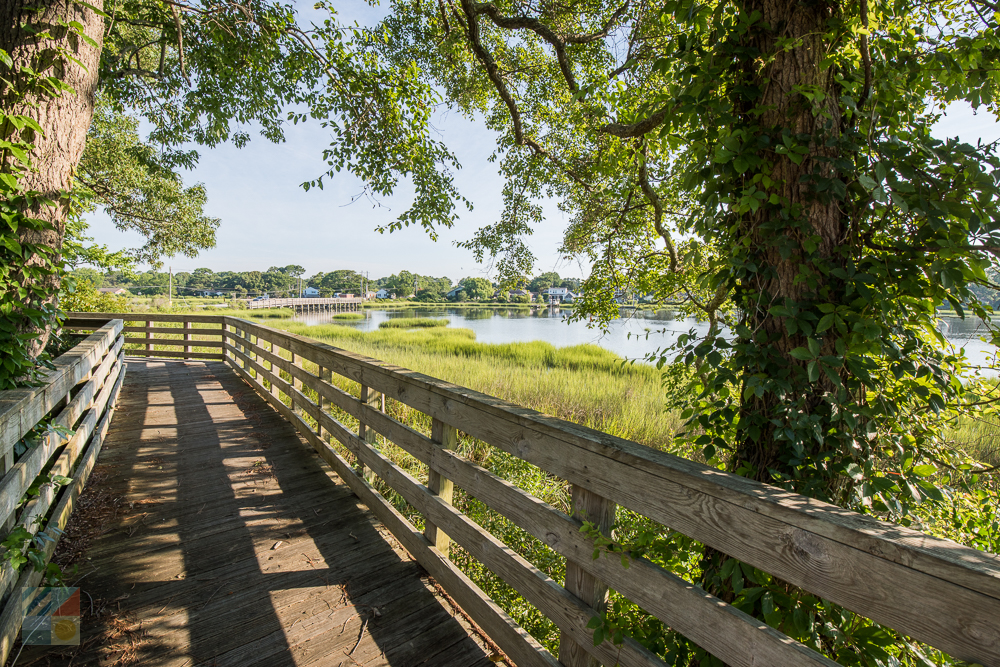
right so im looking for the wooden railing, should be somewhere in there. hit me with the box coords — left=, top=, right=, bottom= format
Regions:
left=64, top=313, right=225, bottom=361
left=0, top=320, right=126, bottom=662
left=67, top=314, right=1000, bottom=667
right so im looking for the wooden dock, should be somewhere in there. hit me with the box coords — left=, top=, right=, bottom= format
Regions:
left=16, top=359, right=496, bottom=667
left=245, top=298, right=363, bottom=312
left=5, top=313, right=998, bottom=667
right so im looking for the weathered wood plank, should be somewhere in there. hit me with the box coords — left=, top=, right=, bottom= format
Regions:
left=125, top=349, right=225, bottom=360
left=67, top=312, right=226, bottom=324
left=47, top=358, right=493, bottom=667
left=425, top=418, right=457, bottom=556
left=0, top=352, right=124, bottom=604
left=0, top=336, right=122, bottom=530
left=325, top=405, right=664, bottom=667
left=123, top=337, right=225, bottom=348
left=561, top=485, right=616, bottom=667
left=0, top=361, right=125, bottom=664
left=122, top=326, right=224, bottom=335
left=0, top=322, right=122, bottom=457
left=226, top=354, right=556, bottom=667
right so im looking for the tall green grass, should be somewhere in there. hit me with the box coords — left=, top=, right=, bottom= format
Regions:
left=378, top=317, right=449, bottom=329
left=271, top=320, right=681, bottom=448
left=948, top=416, right=1000, bottom=468
left=224, top=308, right=295, bottom=319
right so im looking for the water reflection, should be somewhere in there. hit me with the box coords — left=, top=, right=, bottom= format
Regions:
left=296, top=306, right=708, bottom=362
left=293, top=307, right=997, bottom=371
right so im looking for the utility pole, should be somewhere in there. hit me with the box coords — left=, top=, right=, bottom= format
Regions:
left=169, top=266, right=173, bottom=307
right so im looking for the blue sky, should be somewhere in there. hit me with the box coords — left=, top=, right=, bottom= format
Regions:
left=84, top=2, right=1000, bottom=284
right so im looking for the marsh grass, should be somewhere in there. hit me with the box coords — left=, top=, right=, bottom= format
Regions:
left=332, top=312, right=364, bottom=320
left=224, top=308, right=295, bottom=319
left=948, top=415, right=1000, bottom=468
left=271, top=320, right=681, bottom=448
left=378, top=317, right=449, bottom=329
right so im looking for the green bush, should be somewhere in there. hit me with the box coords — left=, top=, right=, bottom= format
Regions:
left=61, top=279, right=129, bottom=313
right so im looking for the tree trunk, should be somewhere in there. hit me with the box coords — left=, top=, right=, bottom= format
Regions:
left=732, top=0, right=847, bottom=489
left=1, top=0, right=104, bottom=356
left=701, top=0, right=849, bottom=633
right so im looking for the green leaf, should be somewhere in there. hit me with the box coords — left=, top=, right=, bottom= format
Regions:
left=858, top=174, right=877, bottom=190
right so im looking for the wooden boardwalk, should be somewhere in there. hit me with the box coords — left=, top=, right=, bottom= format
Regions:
left=19, top=359, right=496, bottom=667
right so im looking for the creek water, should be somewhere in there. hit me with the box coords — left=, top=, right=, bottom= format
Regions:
left=293, top=306, right=998, bottom=370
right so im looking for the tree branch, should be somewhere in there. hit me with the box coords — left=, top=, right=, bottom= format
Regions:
left=169, top=4, right=191, bottom=85
left=637, top=142, right=678, bottom=272
left=465, top=1, right=629, bottom=92
left=458, top=0, right=593, bottom=190
left=600, top=106, right=670, bottom=137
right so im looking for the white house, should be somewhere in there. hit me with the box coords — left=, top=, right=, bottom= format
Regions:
left=302, top=286, right=320, bottom=297
left=376, top=288, right=392, bottom=299
left=542, top=287, right=574, bottom=303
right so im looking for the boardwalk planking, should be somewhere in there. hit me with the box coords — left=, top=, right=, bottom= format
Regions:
left=15, top=359, right=497, bottom=667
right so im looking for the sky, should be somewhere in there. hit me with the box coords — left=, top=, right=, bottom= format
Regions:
left=82, top=2, right=1000, bottom=285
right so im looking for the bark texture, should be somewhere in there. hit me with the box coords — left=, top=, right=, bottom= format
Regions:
left=1, top=0, right=104, bottom=355
left=733, top=0, right=847, bottom=486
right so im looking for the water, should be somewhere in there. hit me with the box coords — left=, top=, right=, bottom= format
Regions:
left=294, top=306, right=998, bottom=369
left=939, top=316, right=998, bottom=370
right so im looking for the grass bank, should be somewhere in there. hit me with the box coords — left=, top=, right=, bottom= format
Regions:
left=272, top=320, right=680, bottom=448
left=378, top=317, right=448, bottom=329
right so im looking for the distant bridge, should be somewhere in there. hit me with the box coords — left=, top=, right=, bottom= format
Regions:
left=244, top=297, right=363, bottom=311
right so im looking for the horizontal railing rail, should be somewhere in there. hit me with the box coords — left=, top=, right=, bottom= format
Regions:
left=0, top=320, right=126, bottom=662
left=244, top=297, right=364, bottom=310
left=67, top=313, right=1000, bottom=667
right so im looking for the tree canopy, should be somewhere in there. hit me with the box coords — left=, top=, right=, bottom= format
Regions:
left=1, top=0, right=466, bottom=383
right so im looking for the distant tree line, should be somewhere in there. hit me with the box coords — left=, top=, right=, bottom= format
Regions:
left=70, top=265, right=582, bottom=302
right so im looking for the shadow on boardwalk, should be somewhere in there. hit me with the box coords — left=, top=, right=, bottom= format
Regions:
left=14, top=359, right=495, bottom=667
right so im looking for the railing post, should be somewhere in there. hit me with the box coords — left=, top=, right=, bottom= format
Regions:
left=249, top=331, right=259, bottom=379
left=239, top=328, right=248, bottom=369
left=357, top=385, right=381, bottom=483
left=184, top=320, right=192, bottom=359
left=268, top=341, right=280, bottom=399
left=147, top=319, right=154, bottom=353
left=290, top=352, right=302, bottom=414
left=560, top=485, right=616, bottom=667
left=318, top=366, right=331, bottom=441
left=424, top=418, right=457, bottom=555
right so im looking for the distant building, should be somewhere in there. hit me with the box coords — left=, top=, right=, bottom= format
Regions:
left=542, top=287, right=575, bottom=304
left=97, top=287, right=129, bottom=295
left=376, top=288, right=392, bottom=299
left=446, top=286, right=464, bottom=299
left=302, top=287, right=320, bottom=297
